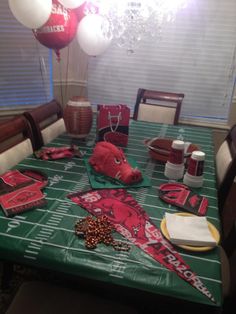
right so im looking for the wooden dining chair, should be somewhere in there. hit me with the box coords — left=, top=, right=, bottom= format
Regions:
left=133, top=88, right=184, bottom=125
left=215, top=125, right=236, bottom=301
left=0, top=115, right=35, bottom=175
left=213, top=125, right=236, bottom=303
left=215, top=124, right=236, bottom=214
left=24, top=99, right=66, bottom=150
left=219, top=245, right=231, bottom=300
left=222, top=220, right=236, bottom=258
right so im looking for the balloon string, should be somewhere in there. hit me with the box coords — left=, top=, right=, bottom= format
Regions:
left=55, top=49, right=61, bottom=63
left=65, top=45, right=70, bottom=101
left=58, top=52, right=64, bottom=106
left=35, top=40, right=47, bottom=102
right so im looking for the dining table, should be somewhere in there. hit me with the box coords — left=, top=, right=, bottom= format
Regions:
left=0, top=119, right=222, bottom=313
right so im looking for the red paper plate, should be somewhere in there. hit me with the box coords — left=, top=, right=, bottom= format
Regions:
left=144, top=137, right=199, bottom=163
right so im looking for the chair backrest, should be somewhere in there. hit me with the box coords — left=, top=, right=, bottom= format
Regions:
left=133, top=88, right=184, bottom=125
left=134, top=88, right=184, bottom=124
left=0, top=115, right=34, bottom=174
left=24, top=99, right=66, bottom=150
left=215, top=124, right=236, bottom=212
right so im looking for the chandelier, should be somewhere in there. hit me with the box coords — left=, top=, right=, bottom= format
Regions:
left=85, top=0, right=188, bottom=52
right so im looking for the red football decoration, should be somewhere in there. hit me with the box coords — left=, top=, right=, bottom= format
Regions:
left=144, top=137, right=199, bottom=164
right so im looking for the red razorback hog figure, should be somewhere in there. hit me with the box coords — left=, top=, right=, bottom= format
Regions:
left=89, top=142, right=142, bottom=185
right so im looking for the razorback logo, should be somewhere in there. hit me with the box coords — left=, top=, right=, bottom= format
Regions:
left=94, top=197, right=147, bottom=241
left=68, top=188, right=215, bottom=303
left=89, top=141, right=142, bottom=185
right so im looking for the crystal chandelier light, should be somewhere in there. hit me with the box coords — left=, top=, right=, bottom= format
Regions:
left=85, top=0, right=188, bottom=51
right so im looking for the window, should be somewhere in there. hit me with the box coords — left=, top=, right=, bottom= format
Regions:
left=88, top=0, right=236, bottom=127
left=0, top=0, right=53, bottom=111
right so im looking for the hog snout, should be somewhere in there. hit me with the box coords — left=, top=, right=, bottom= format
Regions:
left=121, top=168, right=142, bottom=184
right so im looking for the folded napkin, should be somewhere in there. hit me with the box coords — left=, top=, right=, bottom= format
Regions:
left=165, top=213, right=217, bottom=247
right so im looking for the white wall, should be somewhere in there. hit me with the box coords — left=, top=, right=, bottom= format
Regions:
left=52, top=37, right=88, bottom=108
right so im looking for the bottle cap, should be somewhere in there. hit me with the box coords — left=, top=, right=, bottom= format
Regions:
left=191, top=151, right=205, bottom=161
left=172, top=140, right=185, bottom=150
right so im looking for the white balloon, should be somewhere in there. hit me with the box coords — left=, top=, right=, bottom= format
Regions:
left=77, top=15, right=112, bottom=56
left=8, top=0, right=52, bottom=29
left=58, top=0, right=84, bottom=9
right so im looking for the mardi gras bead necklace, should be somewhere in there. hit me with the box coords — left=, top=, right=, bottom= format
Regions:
left=75, top=215, right=130, bottom=252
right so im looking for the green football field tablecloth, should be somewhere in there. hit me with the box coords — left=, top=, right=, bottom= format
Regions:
left=0, top=120, right=222, bottom=308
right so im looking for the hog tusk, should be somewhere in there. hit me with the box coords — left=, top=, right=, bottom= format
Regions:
left=115, top=171, right=121, bottom=180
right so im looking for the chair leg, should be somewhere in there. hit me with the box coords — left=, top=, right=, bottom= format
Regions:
left=222, top=222, right=236, bottom=257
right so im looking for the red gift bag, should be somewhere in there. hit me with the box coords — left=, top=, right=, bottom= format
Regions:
left=97, top=104, right=130, bottom=146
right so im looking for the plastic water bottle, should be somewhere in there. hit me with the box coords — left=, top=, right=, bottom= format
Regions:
left=183, top=151, right=205, bottom=188
left=164, top=140, right=185, bottom=180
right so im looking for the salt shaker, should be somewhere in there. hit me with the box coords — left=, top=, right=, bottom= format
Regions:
left=183, top=151, right=205, bottom=188
left=164, top=140, right=185, bottom=180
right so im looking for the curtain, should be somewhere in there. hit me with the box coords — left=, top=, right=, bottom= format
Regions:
left=87, top=0, right=236, bottom=126
left=0, top=0, right=53, bottom=110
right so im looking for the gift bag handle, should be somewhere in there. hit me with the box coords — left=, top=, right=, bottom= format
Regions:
left=108, top=111, right=122, bottom=133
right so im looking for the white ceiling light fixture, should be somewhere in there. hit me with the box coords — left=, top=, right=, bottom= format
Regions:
left=85, top=0, right=189, bottom=52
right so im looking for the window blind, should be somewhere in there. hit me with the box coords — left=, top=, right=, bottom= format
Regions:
left=0, top=0, right=53, bottom=109
left=88, top=0, right=236, bottom=126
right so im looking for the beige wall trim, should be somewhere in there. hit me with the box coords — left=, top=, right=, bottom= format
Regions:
left=228, top=96, right=236, bottom=127
left=0, top=107, right=30, bottom=117
left=179, top=119, right=230, bottom=130
left=53, top=79, right=87, bottom=87
left=53, top=83, right=88, bottom=107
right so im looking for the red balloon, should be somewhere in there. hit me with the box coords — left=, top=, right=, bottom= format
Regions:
left=33, top=0, right=78, bottom=53
left=73, top=2, right=86, bottom=23
left=73, top=1, right=99, bottom=23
